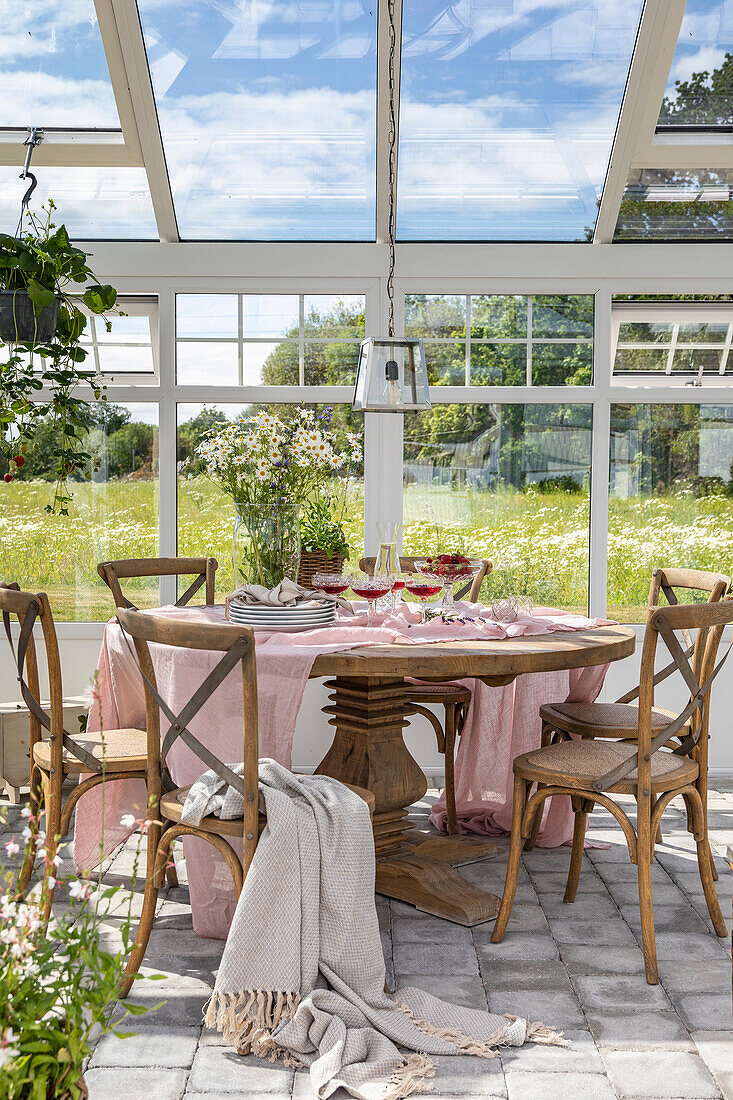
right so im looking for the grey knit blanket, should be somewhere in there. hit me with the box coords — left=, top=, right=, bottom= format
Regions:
left=183, top=760, right=567, bottom=1100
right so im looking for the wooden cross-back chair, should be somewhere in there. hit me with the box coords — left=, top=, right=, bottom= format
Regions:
left=116, top=608, right=375, bottom=998
left=525, top=568, right=731, bottom=873
left=359, top=555, right=491, bottom=834
left=0, top=583, right=147, bottom=920
left=492, top=598, right=733, bottom=984
left=97, top=556, right=218, bottom=612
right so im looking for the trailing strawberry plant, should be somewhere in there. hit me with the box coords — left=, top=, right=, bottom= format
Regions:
left=0, top=201, right=120, bottom=514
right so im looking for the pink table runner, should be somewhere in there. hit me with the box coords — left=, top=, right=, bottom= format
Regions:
left=77, top=602, right=613, bottom=938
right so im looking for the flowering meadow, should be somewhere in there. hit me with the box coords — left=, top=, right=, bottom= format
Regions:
left=0, top=477, right=731, bottom=622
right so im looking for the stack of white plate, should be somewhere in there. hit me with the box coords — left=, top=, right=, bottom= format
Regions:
left=229, top=599, right=336, bottom=633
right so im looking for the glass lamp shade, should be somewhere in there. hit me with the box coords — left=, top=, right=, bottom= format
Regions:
left=352, top=337, right=431, bottom=412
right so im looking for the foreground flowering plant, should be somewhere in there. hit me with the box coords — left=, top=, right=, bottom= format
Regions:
left=195, top=406, right=362, bottom=508
left=0, top=805, right=159, bottom=1099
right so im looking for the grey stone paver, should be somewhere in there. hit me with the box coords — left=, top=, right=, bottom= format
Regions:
left=3, top=782, right=733, bottom=1100
left=603, top=1049, right=721, bottom=1098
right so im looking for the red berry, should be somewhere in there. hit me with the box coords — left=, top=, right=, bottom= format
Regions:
left=13, top=455, right=24, bottom=467
left=4, top=473, right=12, bottom=483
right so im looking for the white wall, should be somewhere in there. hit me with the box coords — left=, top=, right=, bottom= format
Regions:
left=2, top=629, right=730, bottom=782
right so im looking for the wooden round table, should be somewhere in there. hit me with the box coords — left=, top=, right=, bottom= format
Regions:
left=309, top=626, right=636, bottom=926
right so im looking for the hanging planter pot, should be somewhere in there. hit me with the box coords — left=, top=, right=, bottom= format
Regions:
left=0, top=289, right=60, bottom=344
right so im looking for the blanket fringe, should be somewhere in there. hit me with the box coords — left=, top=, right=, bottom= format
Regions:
left=383, top=1053, right=436, bottom=1099
left=525, top=1019, right=570, bottom=1048
left=203, top=989, right=302, bottom=1062
left=397, top=1003, right=568, bottom=1058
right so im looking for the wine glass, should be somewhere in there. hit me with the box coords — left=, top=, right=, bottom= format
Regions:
left=350, top=574, right=392, bottom=625
left=312, top=572, right=350, bottom=597
left=405, top=574, right=443, bottom=624
left=389, top=572, right=408, bottom=611
left=417, top=556, right=484, bottom=619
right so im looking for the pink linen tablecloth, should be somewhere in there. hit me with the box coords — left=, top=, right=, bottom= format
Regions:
left=77, top=602, right=613, bottom=938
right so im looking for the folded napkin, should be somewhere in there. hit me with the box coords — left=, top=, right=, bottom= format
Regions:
left=225, top=577, right=353, bottom=619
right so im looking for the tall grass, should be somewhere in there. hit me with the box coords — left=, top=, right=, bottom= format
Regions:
left=1, top=477, right=730, bottom=622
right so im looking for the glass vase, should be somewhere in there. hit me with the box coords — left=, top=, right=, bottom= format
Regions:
left=231, top=502, right=301, bottom=590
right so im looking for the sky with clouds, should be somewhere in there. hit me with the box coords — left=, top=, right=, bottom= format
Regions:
left=6, top=1, right=731, bottom=241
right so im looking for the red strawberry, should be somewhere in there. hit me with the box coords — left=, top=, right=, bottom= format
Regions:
left=4, top=473, right=12, bottom=483
left=13, top=455, right=24, bottom=467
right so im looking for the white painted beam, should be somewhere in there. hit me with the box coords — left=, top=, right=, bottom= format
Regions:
left=594, top=0, right=686, bottom=244
left=96, top=0, right=179, bottom=242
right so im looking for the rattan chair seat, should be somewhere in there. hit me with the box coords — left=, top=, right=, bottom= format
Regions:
left=33, top=728, right=147, bottom=774
left=539, top=700, right=682, bottom=739
left=407, top=682, right=472, bottom=703
left=515, top=738, right=698, bottom=789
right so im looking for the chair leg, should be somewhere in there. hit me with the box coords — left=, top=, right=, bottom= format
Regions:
left=41, top=770, right=62, bottom=928
left=564, top=798, right=587, bottom=904
left=165, top=850, right=179, bottom=889
left=491, top=775, right=527, bottom=943
left=683, top=790, right=727, bottom=938
left=707, top=840, right=719, bottom=883
left=119, top=828, right=171, bottom=999
left=524, top=721, right=553, bottom=852
left=444, top=703, right=458, bottom=836
left=636, top=801, right=658, bottom=985
left=15, top=767, right=43, bottom=897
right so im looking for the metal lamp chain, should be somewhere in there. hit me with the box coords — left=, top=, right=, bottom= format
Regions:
left=386, top=0, right=397, bottom=339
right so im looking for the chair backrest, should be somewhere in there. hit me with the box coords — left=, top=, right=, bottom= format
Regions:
left=649, top=568, right=730, bottom=610
left=597, top=598, right=733, bottom=794
left=359, top=556, right=492, bottom=602
left=0, top=582, right=68, bottom=776
left=97, top=556, right=218, bottom=611
left=115, top=608, right=259, bottom=861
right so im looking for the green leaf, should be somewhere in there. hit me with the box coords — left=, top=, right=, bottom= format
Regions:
left=26, top=279, right=56, bottom=312
left=82, top=284, right=117, bottom=313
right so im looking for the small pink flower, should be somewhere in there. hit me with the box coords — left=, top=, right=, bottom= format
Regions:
left=4, top=841, right=19, bottom=856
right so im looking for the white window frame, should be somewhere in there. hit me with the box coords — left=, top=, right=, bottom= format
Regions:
left=612, top=301, right=733, bottom=383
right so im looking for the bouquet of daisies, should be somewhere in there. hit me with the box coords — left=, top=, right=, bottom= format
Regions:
left=196, top=406, right=362, bottom=508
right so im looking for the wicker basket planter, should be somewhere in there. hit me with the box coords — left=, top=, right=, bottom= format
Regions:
left=297, top=550, right=346, bottom=589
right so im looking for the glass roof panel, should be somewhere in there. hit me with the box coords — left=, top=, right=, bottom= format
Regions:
left=658, top=0, right=733, bottom=127
left=397, top=0, right=645, bottom=241
left=0, top=0, right=119, bottom=128
left=137, top=0, right=377, bottom=240
left=0, top=167, right=158, bottom=239
left=614, top=169, right=733, bottom=240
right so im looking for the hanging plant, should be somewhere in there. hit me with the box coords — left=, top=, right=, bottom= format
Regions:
left=0, top=200, right=120, bottom=514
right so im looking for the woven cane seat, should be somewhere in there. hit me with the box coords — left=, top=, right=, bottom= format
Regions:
left=161, top=780, right=376, bottom=837
left=407, top=682, right=471, bottom=704
left=33, top=728, right=147, bottom=773
left=540, top=701, right=683, bottom=740
left=514, top=738, right=698, bottom=792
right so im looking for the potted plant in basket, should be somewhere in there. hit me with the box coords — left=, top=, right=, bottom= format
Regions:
left=0, top=805, right=156, bottom=1099
left=297, top=485, right=352, bottom=587
left=0, top=201, right=120, bottom=514
left=196, top=406, right=362, bottom=590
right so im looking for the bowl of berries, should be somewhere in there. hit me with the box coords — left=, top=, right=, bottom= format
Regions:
left=415, top=554, right=484, bottom=618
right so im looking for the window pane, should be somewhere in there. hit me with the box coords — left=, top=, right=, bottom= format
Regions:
left=677, top=322, right=728, bottom=344
left=533, top=295, right=593, bottom=338
left=177, top=342, right=238, bottom=385
left=256, top=342, right=299, bottom=385
left=617, top=321, right=674, bottom=344
left=177, top=403, right=364, bottom=594
left=406, top=295, right=466, bottom=338
left=609, top=405, right=733, bottom=622
left=304, top=342, right=360, bottom=385
left=658, top=0, right=733, bottom=127
left=0, top=0, right=118, bottom=127
left=614, top=169, right=733, bottom=240
left=96, top=346, right=156, bottom=374
left=398, top=0, right=644, bottom=241
left=95, top=315, right=153, bottom=344
left=0, top=167, right=157, bottom=239
left=614, top=348, right=669, bottom=373
left=243, top=296, right=299, bottom=339
left=671, top=348, right=723, bottom=374
left=304, top=296, right=365, bottom=339
left=470, top=344, right=526, bottom=386
left=471, top=296, right=527, bottom=339
left=137, top=0, right=377, bottom=240
left=424, top=342, right=466, bottom=385
left=177, top=295, right=238, bottom=338
left=403, top=403, right=591, bottom=610
left=532, top=342, right=593, bottom=386
left=0, top=403, right=159, bottom=621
